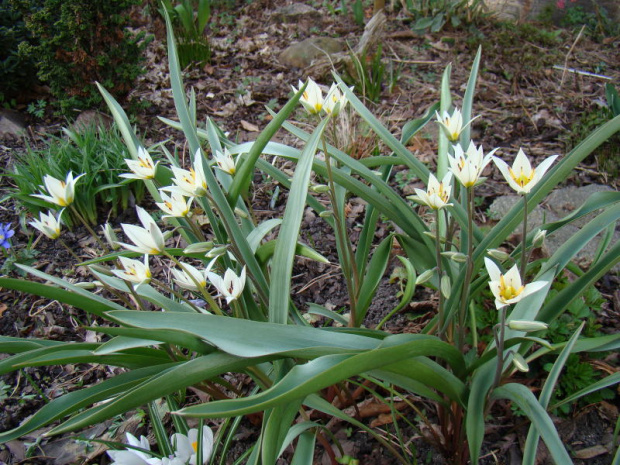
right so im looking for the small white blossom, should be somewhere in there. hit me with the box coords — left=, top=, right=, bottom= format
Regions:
left=485, top=258, right=547, bottom=310
left=493, top=149, right=558, bottom=195
left=121, top=147, right=158, bottom=180
left=32, top=172, right=84, bottom=207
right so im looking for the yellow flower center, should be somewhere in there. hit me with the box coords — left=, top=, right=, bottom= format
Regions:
left=192, top=441, right=198, bottom=453
left=429, top=183, right=449, bottom=202
left=499, top=275, right=524, bottom=301
left=509, top=167, right=535, bottom=188
left=138, top=157, right=153, bottom=169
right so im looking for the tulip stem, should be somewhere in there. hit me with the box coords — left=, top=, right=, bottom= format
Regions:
left=435, top=209, right=445, bottom=340
left=493, top=306, right=508, bottom=388
left=520, top=194, right=528, bottom=279
left=321, top=134, right=359, bottom=327
left=57, top=237, right=82, bottom=262
left=457, top=187, right=475, bottom=351
left=68, top=205, right=109, bottom=253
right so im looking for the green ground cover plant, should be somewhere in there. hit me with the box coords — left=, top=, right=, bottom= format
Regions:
left=3, top=123, right=146, bottom=227
left=0, top=12, right=619, bottom=464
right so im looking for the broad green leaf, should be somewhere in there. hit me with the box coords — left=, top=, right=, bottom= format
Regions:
left=492, top=384, right=572, bottom=464
left=523, top=322, right=584, bottom=465
left=0, top=363, right=175, bottom=443
left=0, top=273, right=124, bottom=318
left=355, top=234, right=393, bottom=325
left=49, top=352, right=272, bottom=435
left=289, top=431, right=316, bottom=465
left=0, top=336, right=65, bottom=354
left=269, top=118, right=329, bottom=324
left=228, top=82, right=307, bottom=203
left=467, top=361, right=495, bottom=463
left=538, top=202, right=620, bottom=276
left=178, top=338, right=464, bottom=418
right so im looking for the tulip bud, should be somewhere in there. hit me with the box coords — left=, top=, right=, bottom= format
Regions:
left=512, top=353, right=529, bottom=372
left=441, top=251, right=468, bottom=263
left=416, top=269, right=434, bottom=285
left=311, top=184, right=330, bottom=194
left=487, top=248, right=511, bottom=262
left=440, top=275, right=451, bottom=298
left=319, top=210, right=334, bottom=218
left=74, top=282, right=97, bottom=289
left=206, top=246, right=228, bottom=258
left=507, top=319, right=548, bottom=332
left=184, top=241, right=214, bottom=254
left=533, top=229, right=547, bottom=248
left=234, top=207, right=249, bottom=219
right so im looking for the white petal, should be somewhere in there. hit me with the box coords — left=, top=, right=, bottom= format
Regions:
left=484, top=257, right=502, bottom=282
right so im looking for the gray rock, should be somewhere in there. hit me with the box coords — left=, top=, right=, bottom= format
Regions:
left=279, top=37, right=344, bottom=69
left=0, top=109, right=27, bottom=138
left=488, top=184, right=619, bottom=272
left=274, top=3, right=322, bottom=22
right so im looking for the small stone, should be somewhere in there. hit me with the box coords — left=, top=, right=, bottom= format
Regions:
left=279, top=37, right=344, bottom=69
left=0, top=109, right=27, bottom=138
left=274, top=3, right=322, bottom=23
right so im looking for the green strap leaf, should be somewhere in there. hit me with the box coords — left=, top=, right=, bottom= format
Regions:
left=492, top=384, right=572, bottom=464
left=269, top=118, right=329, bottom=324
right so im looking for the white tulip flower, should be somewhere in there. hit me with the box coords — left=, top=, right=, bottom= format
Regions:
left=436, top=108, right=478, bottom=142
left=448, top=142, right=497, bottom=188
left=107, top=433, right=159, bottom=465
left=121, top=147, right=158, bottom=180
left=323, top=83, right=350, bottom=117
left=484, top=257, right=547, bottom=310
left=118, top=207, right=166, bottom=255
left=171, top=263, right=209, bottom=291
left=164, top=149, right=209, bottom=197
left=112, top=256, right=152, bottom=288
left=30, top=210, right=63, bottom=240
left=213, top=148, right=236, bottom=175
left=292, top=78, right=324, bottom=115
left=408, top=172, right=453, bottom=210
left=493, top=149, right=558, bottom=195
left=32, top=171, right=84, bottom=207
left=207, top=266, right=246, bottom=304
left=171, top=427, right=214, bottom=465
left=156, top=190, right=192, bottom=218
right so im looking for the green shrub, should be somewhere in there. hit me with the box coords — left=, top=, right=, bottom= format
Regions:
left=0, top=0, right=38, bottom=103
left=9, top=0, right=151, bottom=116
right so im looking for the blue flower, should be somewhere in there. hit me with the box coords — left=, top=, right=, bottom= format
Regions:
left=0, top=223, right=14, bottom=249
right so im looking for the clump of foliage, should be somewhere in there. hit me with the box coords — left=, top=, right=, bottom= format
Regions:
left=562, top=87, right=620, bottom=181
left=9, top=0, right=150, bottom=116
left=0, top=0, right=38, bottom=104
left=4, top=123, right=146, bottom=226
left=161, top=0, right=211, bottom=69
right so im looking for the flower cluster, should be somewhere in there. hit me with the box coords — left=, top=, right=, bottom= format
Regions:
left=292, top=78, right=351, bottom=118
left=107, top=429, right=213, bottom=465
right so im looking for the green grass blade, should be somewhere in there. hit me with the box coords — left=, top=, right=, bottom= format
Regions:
left=550, top=372, right=620, bottom=412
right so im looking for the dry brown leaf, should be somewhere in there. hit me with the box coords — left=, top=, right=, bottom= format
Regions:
left=574, top=445, right=608, bottom=459
left=0, top=303, right=7, bottom=317
left=240, top=120, right=260, bottom=132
